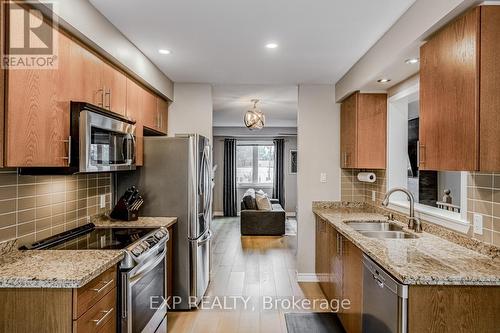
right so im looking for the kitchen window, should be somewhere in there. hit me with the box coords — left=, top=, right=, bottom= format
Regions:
left=236, top=143, right=274, bottom=187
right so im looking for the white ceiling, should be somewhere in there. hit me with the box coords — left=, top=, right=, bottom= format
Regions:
left=89, top=0, right=416, bottom=85
left=212, top=85, right=297, bottom=127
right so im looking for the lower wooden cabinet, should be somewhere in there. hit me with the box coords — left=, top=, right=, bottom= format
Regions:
left=0, top=266, right=117, bottom=333
left=315, top=217, right=363, bottom=333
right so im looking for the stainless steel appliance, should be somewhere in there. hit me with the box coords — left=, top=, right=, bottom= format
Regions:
left=21, top=223, right=169, bottom=333
left=74, top=102, right=136, bottom=173
left=362, top=254, right=408, bottom=333
left=117, top=134, right=212, bottom=310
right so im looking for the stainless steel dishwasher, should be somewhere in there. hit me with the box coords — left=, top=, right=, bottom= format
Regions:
left=362, top=254, right=408, bottom=333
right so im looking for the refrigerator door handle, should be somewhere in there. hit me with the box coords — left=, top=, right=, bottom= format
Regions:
left=188, top=227, right=210, bottom=242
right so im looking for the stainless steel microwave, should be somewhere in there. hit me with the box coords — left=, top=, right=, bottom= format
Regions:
left=74, top=102, right=136, bottom=173
left=21, top=102, right=136, bottom=174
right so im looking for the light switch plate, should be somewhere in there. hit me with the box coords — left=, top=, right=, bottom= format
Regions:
left=99, top=194, right=106, bottom=208
left=372, top=190, right=376, bottom=202
left=320, top=173, right=327, bottom=183
left=473, top=214, right=483, bottom=235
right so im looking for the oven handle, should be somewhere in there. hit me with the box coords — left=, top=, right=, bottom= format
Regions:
left=129, top=249, right=166, bottom=286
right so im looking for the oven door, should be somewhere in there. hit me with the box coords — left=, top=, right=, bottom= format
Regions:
left=121, top=245, right=167, bottom=333
left=80, top=110, right=136, bottom=172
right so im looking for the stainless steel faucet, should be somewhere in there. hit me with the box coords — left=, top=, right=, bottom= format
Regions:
left=381, top=187, right=422, bottom=233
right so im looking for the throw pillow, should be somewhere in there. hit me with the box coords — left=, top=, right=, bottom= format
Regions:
left=256, top=192, right=272, bottom=211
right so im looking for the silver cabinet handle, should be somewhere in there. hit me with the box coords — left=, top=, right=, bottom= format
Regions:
left=61, top=136, right=71, bottom=165
left=336, top=233, right=339, bottom=254
left=90, top=279, right=113, bottom=293
left=97, top=88, right=104, bottom=107
left=104, top=87, right=111, bottom=110
left=419, top=143, right=426, bottom=166
left=91, top=308, right=113, bottom=326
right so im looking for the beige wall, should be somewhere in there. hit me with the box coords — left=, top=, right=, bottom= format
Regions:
left=168, top=83, right=213, bottom=141
left=0, top=170, right=111, bottom=247
left=297, top=84, right=341, bottom=275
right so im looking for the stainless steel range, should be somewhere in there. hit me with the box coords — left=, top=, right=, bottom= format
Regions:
left=21, top=223, right=169, bottom=333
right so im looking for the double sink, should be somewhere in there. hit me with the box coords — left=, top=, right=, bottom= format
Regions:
left=345, top=221, right=418, bottom=239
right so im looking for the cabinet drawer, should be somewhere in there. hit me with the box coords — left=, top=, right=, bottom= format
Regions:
left=74, top=288, right=116, bottom=333
left=73, top=266, right=116, bottom=319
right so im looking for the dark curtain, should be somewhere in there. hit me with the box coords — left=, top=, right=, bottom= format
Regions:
left=223, top=138, right=237, bottom=217
left=273, top=138, right=285, bottom=208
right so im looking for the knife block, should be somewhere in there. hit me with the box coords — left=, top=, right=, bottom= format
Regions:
left=110, top=198, right=139, bottom=221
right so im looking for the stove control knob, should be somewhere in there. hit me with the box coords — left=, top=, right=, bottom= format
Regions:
left=154, top=231, right=164, bottom=240
left=132, top=247, right=143, bottom=256
left=141, top=241, right=150, bottom=250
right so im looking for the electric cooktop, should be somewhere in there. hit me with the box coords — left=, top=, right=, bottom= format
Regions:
left=20, top=223, right=156, bottom=250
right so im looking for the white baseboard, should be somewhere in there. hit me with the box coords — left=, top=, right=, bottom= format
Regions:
left=296, top=272, right=319, bottom=282
left=286, top=212, right=296, bottom=217
left=213, top=211, right=224, bottom=217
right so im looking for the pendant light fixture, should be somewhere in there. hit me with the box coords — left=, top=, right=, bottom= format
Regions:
left=244, top=99, right=265, bottom=130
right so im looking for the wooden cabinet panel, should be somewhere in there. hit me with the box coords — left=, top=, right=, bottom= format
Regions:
left=157, top=97, right=169, bottom=134
left=357, top=94, right=387, bottom=169
left=143, top=89, right=159, bottom=131
left=101, top=62, right=126, bottom=116
left=479, top=6, right=500, bottom=171
left=126, top=79, right=144, bottom=166
left=339, top=238, right=363, bottom=333
left=0, top=288, right=73, bottom=333
left=340, top=92, right=386, bottom=169
left=6, top=25, right=71, bottom=167
left=419, top=8, right=479, bottom=171
left=331, top=227, right=343, bottom=305
left=340, top=93, right=357, bottom=168
left=71, top=43, right=102, bottom=106
left=408, top=285, right=500, bottom=333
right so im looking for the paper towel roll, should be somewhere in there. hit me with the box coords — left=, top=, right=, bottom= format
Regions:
left=357, top=172, right=376, bottom=183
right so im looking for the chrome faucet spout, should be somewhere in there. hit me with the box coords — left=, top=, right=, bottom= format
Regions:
left=381, top=187, right=421, bottom=232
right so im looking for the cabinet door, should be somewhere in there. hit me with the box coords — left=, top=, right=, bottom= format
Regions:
left=126, top=79, right=144, bottom=166
left=339, top=238, right=363, bottom=333
left=479, top=6, right=500, bottom=171
left=142, top=89, right=159, bottom=131
left=340, top=93, right=358, bottom=168
left=357, top=94, right=387, bottom=169
left=419, top=8, right=479, bottom=171
left=316, top=218, right=330, bottom=296
left=69, top=40, right=101, bottom=106
left=101, top=61, right=127, bottom=116
left=157, top=97, right=169, bottom=134
left=6, top=25, right=71, bottom=166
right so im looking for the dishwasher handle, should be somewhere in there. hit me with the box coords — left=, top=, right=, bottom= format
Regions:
left=362, top=254, right=408, bottom=299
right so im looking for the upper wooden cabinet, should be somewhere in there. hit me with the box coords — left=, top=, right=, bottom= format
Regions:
left=157, top=98, right=169, bottom=134
left=126, top=79, right=144, bottom=166
left=6, top=23, right=72, bottom=167
left=4, top=5, right=168, bottom=167
left=340, top=92, right=387, bottom=169
left=420, top=6, right=500, bottom=171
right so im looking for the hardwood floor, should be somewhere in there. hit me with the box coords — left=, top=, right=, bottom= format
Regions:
left=166, top=217, right=327, bottom=333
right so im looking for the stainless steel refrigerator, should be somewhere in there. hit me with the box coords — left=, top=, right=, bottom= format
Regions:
left=116, top=134, right=212, bottom=310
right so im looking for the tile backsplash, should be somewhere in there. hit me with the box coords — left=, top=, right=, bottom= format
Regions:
left=341, top=169, right=500, bottom=247
left=0, top=170, right=111, bottom=247
left=467, top=172, right=500, bottom=246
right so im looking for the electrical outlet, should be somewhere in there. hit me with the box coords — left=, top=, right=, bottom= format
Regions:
left=320, top=173, right=327, bottom=183
left=372, top=190, right=376, bottom=202
left=473, top=214, right=483, bottom=235
left=99, top=194, right=106, bottom=208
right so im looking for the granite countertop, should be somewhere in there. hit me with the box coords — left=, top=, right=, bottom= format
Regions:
left=93, top=216, right=178, bottom=229
left=313, top=206, right=500, bottom=286
left=0, top=216, right=177, bottom=289
left=0, top=250, right=123, bottom=288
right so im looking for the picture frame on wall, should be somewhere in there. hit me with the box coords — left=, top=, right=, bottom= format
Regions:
left=289, top=150, right=297, bottom=174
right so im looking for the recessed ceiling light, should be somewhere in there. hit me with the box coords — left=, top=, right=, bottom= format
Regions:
left=265, top=42, right=278, bottom=49
left=158, top=49, right=171, bottom=55
left=405, top=58, right=419, bottom=64
left=377, top=78, right=391, bottom=83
